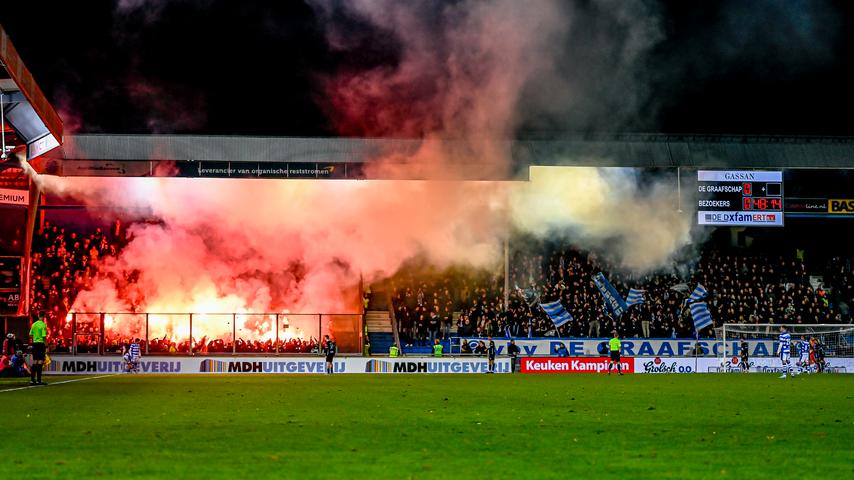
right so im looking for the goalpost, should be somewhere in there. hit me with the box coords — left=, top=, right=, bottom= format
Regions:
left=717, top=323, right=854, bottom=373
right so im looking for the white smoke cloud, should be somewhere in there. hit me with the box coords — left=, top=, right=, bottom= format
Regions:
left=511, top=166, right=693, bottom=271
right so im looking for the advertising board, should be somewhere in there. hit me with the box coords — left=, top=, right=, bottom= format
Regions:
left=520, top=357, right=634, bottom=374
left=41, top=355, right=854, bottom=375
left=44, top=356, right=510, bottom=375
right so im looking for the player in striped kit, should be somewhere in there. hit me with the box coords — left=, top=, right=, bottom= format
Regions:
left=797, top=336, right=812, bottom=374
left=123, top=338, right=141, bottom=373
left=777, top=325, right=795, bottom=378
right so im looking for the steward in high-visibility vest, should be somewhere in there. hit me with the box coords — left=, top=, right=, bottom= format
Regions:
left=389, top=344, right=400, bottom=357
left=608, top=331, right=623, bottom=376
left=432, top=339, right=443, bottom=357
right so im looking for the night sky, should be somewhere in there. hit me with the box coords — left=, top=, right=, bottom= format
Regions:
left=2, top=0, right=854, bottom=137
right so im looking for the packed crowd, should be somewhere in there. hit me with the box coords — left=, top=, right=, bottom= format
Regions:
left=61, top=335, right=319, bottom=355
left=28, top=220, right=322, bottom=354
left=29, top=219, right=123, bottom=325
left=22, top=220, right=854, bottom=349
left=29, top=219, right=123, bottom=352
left=391, top=271, right=504, bottom=346
left=390, top=242, right=854, bottom=341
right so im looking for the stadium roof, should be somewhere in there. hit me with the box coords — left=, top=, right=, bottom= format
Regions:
left=39, top=133, right=854, bottom=180
left=0, top=24, right=63, bottom=161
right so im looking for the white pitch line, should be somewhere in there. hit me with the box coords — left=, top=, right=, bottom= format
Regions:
left=0, top=374, right=116, bottom=393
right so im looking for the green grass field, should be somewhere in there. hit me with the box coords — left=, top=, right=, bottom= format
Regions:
left=2, top=373, right=852, bottom=479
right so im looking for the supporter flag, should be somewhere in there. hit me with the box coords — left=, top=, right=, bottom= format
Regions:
left=540, top=300, right=573, bottom=328
left=682, top=283, right=708, bottom=307
left=592, top=272, right=627, bottom=318
left=625, top=288, right=645, bottom=307
left=515, top=284, right=539, bottom=307
left=689, top=302, right=713, bottom=331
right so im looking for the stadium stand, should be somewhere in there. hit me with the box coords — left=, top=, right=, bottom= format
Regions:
left=26, top=219, right=854, bottom=356
left=389, top=239, right=853, bottom=354
left=28, top=219, right=320, bottom=354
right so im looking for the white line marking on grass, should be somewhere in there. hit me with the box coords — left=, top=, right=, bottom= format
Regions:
left=0, top=374, right=117, bottom=393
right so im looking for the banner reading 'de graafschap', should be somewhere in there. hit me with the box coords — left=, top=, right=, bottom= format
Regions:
left=520, top=357, right=634, bottom=374
left=44, top=356, right=511, bottom=375
left=459, top=338, right=780, bottom=358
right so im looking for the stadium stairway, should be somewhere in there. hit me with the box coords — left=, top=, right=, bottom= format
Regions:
left=365, top=310, right=395, bottom=354
left=402, top=340, right=451, bottom=355
left=400, top=312, right=458, bottom=355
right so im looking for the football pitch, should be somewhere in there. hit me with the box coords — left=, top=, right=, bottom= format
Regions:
left=2, top=373, right=852, bottom=479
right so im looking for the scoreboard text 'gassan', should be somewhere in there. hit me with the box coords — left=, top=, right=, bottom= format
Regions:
left=697, top=170, right=784, bottom=226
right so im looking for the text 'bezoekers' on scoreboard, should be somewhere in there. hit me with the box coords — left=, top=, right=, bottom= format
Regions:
left=697, top=170, right=784, bottom=226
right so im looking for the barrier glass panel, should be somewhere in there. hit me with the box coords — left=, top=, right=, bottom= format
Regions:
left=321, top=314, right=362, bottom=354
left=147, top=314, right=190, bottom=354
left=278, top=314, right=320, bottom=354
left=50, top=313, right=74, bottom=353
left=73, top=313, right=101, bottom=354
left=235, top=314, right=276, bottom=353
left=192, top=313, right=233, bottom=354
left=103, top=313, right=146, bottom=354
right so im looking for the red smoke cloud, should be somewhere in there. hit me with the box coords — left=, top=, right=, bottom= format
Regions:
left=42, top=175, right=509, bottom=344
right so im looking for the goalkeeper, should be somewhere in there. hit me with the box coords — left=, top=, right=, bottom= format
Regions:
left=739, top=337, right=750, bottom=372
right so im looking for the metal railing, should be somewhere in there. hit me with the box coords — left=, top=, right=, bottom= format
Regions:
left=51, top=312, right=363, bottom=356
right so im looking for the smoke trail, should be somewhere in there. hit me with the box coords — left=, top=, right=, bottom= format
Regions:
left=16, top=153, right=46, bottom=191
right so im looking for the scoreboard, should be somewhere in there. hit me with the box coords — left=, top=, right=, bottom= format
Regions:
left=697, top=170, right=784, bottom=226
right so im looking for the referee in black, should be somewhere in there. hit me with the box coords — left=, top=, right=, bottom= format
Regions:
left=507, top=339, right=521, bottom=373
left=487, top=337, right=496, bottom=373
left=323, top=335, right=337, bottom=374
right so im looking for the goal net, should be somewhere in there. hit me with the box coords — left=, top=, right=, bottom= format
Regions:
left=717, top=324, right=854, bottom=373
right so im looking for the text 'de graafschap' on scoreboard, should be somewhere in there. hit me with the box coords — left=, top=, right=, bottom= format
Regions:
left=696, top=170, right=784, bottom=226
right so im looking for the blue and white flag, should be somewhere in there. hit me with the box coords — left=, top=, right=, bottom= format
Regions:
left=540, top=301, right=573, bottom=328
left=592, top=272, right=627, bottom=318
left=682, top=283, right=708, bottom=307
left=625, top=288, right=645, bottom=307
left=689, top=302, right=713, bottom=331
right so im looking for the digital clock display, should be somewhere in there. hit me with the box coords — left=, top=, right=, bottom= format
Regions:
left=742, top=197, right=782, bottom=211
